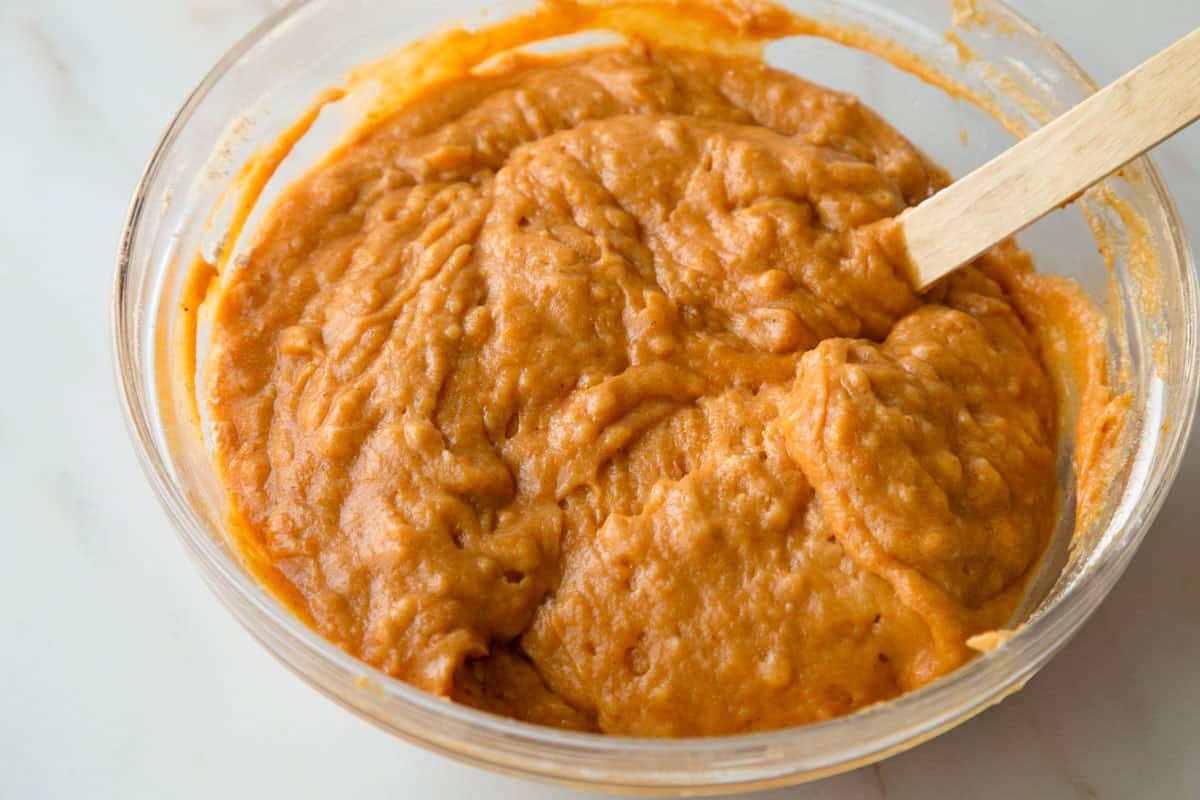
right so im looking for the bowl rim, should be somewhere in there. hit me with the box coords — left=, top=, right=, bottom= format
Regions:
left=111, top=0, right=1200, bottom=791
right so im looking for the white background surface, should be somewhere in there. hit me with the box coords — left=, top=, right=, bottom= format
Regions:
left=2, top=1, right=1197, bottom=797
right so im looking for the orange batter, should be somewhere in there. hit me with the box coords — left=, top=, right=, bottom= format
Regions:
left=201, top=7, right=1106, bottom=737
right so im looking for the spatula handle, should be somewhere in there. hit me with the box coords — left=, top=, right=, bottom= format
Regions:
left=901, top=27, right=1200, bottom=291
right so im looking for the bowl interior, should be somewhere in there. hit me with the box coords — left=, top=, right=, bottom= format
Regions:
left=114, top=0, right=1198, bottom=792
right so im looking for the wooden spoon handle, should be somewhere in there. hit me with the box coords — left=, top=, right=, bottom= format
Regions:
left=901, top=27, right=1200, bottom=291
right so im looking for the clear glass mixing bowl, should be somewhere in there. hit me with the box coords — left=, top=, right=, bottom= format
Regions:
left=112, top=0, right=1199, bottom=793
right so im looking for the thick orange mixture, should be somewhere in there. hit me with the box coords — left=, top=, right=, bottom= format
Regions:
left=205, top=40, right=1070, bottom=736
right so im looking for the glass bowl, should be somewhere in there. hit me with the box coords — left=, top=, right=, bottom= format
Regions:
left=112, top=0, right=1199, bottom=793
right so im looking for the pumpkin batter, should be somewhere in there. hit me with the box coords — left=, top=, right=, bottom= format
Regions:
left=204, top=36, right=1074, bottom=736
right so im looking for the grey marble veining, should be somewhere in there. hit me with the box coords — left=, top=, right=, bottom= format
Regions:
left=0, top=1, right=1196, bottom=797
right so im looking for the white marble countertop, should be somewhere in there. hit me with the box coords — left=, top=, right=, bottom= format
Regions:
left=2, top=1, right=1197, bottom=797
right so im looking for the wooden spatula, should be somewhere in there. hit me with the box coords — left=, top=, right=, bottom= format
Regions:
left=899, top=27, right=1200, bottom=291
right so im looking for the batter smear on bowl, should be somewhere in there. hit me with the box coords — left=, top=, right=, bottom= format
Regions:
left=202, top=11, right=1102, bottom=736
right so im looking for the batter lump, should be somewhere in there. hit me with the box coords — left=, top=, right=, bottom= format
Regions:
left=205, top=42, right=1062, bottom=736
